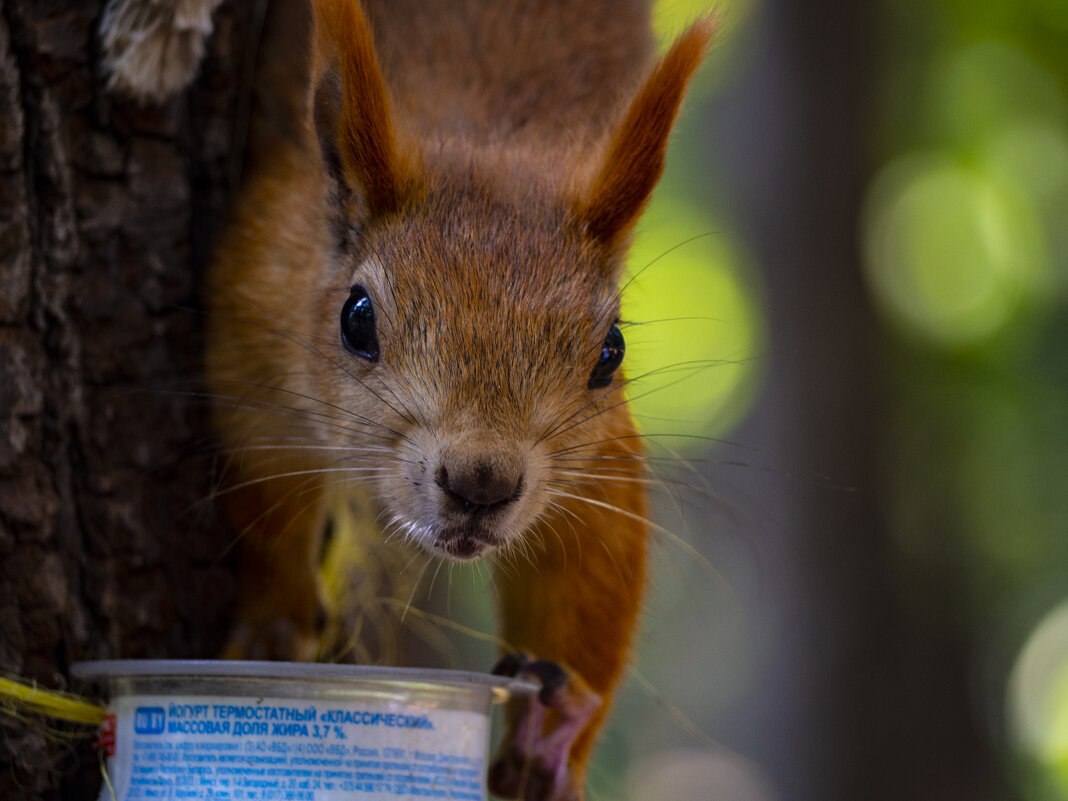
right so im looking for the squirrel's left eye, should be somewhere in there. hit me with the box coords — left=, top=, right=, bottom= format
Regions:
left=588, top=323, right=625, bottom=389
left=340, top=284, right=379, bottom=361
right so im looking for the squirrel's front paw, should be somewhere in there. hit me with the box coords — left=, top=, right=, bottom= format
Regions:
left=488, top=654, right=601, bottom=801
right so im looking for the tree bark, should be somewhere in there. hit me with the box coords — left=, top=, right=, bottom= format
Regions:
left=0, top=1, right=253, bottom=796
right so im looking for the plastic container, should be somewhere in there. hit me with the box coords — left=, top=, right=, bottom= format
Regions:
left=71, top=660, right=536, bottom=801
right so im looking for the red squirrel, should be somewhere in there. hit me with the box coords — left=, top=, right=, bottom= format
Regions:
left=205, top=1, right=713, bottom=798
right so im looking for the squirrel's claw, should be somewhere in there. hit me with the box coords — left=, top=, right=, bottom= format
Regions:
left=489, top=654, right=601, bottom=801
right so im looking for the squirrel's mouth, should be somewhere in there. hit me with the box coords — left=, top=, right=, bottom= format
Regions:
left=430, top=524, right=502, bottom=562
left=422, top=516, right=506, bottom=559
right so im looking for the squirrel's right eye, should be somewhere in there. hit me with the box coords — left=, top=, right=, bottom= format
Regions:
left=340, top=284, right=379, bottom=361
left=588, top=323, right=625, bottom=390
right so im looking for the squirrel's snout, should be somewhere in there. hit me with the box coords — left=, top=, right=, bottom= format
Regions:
left=435, top=462, right=524, bottom=516
left=421, top=436, right=534, bottom=559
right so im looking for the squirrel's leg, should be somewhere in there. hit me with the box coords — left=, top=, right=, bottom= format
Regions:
left=218, top=464, right=328, bottom=662
left=490, top=448, right=649, bottom=801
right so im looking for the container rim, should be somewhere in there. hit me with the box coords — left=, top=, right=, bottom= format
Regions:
left=71, top=660, right=538, bottom=698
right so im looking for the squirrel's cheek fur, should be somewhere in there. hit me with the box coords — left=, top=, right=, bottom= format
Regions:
left=310, top=269, right=622, bottom=561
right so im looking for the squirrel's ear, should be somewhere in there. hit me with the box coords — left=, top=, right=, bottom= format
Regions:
left=578, top=19, right=715, bottom=250
left=313, top=0, right=408, bottom=219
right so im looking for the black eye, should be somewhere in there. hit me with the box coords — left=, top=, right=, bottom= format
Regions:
left=588, top=323, right=625, bottom=389
left=340, top=284, right=379, bottom=361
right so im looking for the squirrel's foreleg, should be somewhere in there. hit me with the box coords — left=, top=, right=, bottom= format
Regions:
left=490, top=432, right=649, bottom=801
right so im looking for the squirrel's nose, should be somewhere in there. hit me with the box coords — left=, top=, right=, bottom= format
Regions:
left=436, top=462, right=523, bottom=515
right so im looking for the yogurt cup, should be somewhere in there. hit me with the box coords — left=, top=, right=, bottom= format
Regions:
left=71, top=660, right=536, bottom=801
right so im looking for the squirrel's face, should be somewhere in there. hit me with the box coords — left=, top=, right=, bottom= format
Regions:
left=296, top=0, right=709, bottom=560
left=311, top=187, right=629, bottom=561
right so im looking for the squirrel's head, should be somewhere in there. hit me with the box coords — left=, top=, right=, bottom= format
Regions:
left=314, top=183, right=624, bottom=560
left=308, top=1, right=712, bottom=560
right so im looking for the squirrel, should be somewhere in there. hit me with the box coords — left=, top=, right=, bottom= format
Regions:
left=200, top=1, right=713, bottom=799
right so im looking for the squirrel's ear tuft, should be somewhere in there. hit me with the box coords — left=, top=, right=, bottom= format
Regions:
left=578, top=18, right=716, bottom=250
left=313, top=0, right=408, bottom=219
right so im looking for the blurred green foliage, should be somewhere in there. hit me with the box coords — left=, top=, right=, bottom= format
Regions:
left=623, top=197, right=764, bottom=446
left=628, top=0, right=1068, bottom=796
left=868, top=0, right=1068, bottom=796
left=621, top=0, right=767, bottom=451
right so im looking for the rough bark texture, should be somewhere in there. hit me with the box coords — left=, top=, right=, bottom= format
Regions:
left=0, top=1, right=254, bottom=796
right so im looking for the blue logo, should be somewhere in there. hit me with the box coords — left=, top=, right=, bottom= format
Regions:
left=134, top=706, right=166, bottom=734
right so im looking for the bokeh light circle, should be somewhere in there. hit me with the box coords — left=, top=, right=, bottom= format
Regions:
left=862, top=153, right=1048, bottom=349
left=1008, top=598, right=1068, bottom=794
left=622, top=198, right=764, bottom=447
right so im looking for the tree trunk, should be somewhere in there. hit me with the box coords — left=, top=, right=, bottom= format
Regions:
left=0, top=1, right=253, bottom=796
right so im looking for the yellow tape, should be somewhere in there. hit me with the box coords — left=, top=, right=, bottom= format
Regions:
left=0, top=674, right=105, bottom=726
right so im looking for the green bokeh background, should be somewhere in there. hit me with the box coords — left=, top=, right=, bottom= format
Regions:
left=619, top=0, right=1068, bottom=796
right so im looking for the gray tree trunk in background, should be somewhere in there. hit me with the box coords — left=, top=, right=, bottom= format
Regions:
left=728, top=0, right=1003, bottom=798
left=0, top=1, right=252, bottom=796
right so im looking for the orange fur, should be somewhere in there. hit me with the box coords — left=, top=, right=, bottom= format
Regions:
left=498, top=413, right=650, bottom=781
left=315, top=0, right=409, bottom=215
left=207, top=1, right=712, bottom=797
